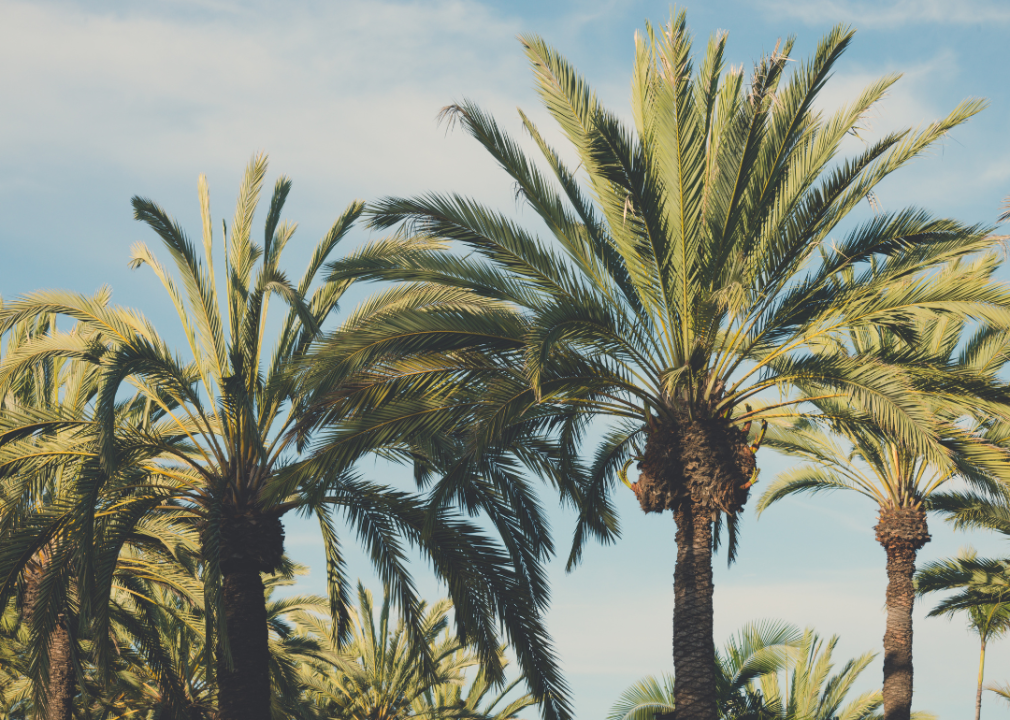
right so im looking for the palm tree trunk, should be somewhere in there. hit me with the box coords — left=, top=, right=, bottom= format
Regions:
left=976, top=638, right=986, bottom=720
left=672, top=503, right=717, bottom=720
left=44, top=618, right=75, bottom=720
left=638, top=415, right=755, bottom=720
left=213, top=510, right=285, bottom=720
left=23, top=563, right=75, bottom=720
left=876, top=507, right=930, bottom=720
left=217, top=566, right=271, bottom=720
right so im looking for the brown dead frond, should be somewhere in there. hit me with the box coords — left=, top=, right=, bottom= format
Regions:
left=436, top=104, right=467, bottom=134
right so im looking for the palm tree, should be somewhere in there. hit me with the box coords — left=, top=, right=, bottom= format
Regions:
left=757, top=318, right=1010, bottom=720
left=608, top=620, right=802, bottom=720
left=331, top=14, right=1002, bottom=720
left=0, top=155, right=560, bottom=720
left=0, top=312, right=116, bottom=720
left=917, top=548, right=1010, bottom=720
left=608, top=622, right=897, bottom=720
left=762, top=629, right=887, bottom=720
left=292, top=583, right=536, bottom=720
left=0, top=307, right=223, bottom=720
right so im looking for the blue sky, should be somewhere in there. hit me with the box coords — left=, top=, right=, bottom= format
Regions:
left=3, top=0, right=1010, bottom=717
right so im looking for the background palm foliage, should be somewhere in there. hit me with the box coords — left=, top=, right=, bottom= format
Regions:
left=0, top=155, right=568, bottom=720
left=3, top=9, right=1010, bottom=720
left=294, top=13, right=1008, bottom=720
left=292, top=583, right=536, bottom=720
left=606, top=620, right=913, bottom=720
left=757, top=317, right=1010, bottom=718
left=0, top=312, right=208, bottom=720
left=917, top=546, right=1010, bottom=720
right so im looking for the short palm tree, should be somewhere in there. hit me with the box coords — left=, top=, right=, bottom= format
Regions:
left=95, top=565, right=326, bottom=720
left=335, top=14, right=1002, bottom=720
left=293, top=583, right=536, bottom=720
left=608, top=620, right=803, bottom=720
left=608, top=622, right=893, bottom=720
left=758, top=318, right=1010, bottom=720
left=0, top=155, right=553, bottom=720
left=917, top=547, right=1010, bottom=720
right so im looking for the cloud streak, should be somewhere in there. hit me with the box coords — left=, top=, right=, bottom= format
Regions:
left=762, top=0, right=1010, bottom=28
left=0, top=0, right=540, bottom=201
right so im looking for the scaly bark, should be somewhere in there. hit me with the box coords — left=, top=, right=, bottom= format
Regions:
left=875, top=506, right=929, bottom=720
left=672, top=504, right=716, bottom=720
left=44, top=618, right=75, bottom=720
left=23, top=560, right=76, bottom=720
left=636, top=412, right=757, bottom=720
left=213, top=510, right=285, bottom=720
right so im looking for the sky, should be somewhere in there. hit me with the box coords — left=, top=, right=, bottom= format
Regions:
left=2, top=0, right=1010, bottom=717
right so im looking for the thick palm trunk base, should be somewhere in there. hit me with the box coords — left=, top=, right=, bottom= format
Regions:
left=637, top=414, right=756, bottom=720
left=875, top=506, right=929, bottom=720
left=213, top=511, right=284, bottom=720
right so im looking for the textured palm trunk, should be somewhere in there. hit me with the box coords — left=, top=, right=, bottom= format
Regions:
left=212, top=510, right=285, bottom=720
left=976, top=638, right=986, bottom=720
left=636, top=413, right=756, bottom=720
left=23, top=563, right=76, bottom=720
left=876, top=507, right=929, bottom=720
left=44, top=619, right=75, bottom=720
left=672, top=504, right=717, bottom=720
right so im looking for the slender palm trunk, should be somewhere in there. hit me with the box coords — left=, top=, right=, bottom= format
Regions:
left=976, top=638, right=986, bottom=720
left=672, top=503, right=717, bottom=720
left=213, top=510, right=285, bottom=720
left=876, top=507, right=929, bottom=720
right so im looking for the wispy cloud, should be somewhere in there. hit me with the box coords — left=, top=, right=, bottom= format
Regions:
left=0, top=0, right=541, bottom=202
left=762, top=0, right=1010, bottom=28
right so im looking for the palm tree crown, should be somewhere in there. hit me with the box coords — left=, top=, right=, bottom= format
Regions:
left=758, top=318, right=1010, bottom=720
left=317, top=14, right=1005, bottom=720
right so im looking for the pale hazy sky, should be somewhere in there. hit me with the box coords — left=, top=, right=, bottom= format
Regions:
left=2, top=1, right=1010, bottom=718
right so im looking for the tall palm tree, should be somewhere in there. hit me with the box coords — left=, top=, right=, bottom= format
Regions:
left=0, top=155, right=559, bottom=720
left=917, top=548, right=1010, bottom=720
left=327, top=14, right=1003, bottom=720
left=757, top=317, right=1010, bottom=720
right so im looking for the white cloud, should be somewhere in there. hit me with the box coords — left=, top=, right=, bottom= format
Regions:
left=0, top=0, right=548, bottom=203
left=762, top=0, right=1010, bottom=28
left=804, top=49, right=998, bottom=214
